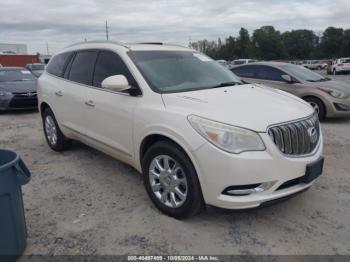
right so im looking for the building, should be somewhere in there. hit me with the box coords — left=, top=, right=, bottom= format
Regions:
left=0, top=43, right=28, bottom=54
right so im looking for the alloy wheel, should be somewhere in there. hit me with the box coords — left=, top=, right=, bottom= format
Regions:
left=149, top=155, right=188, bottom=208
left=45, top=115, right=58, bottom=146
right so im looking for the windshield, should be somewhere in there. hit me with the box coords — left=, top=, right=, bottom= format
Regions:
left=31, top=64, right=45, bottom=70
left=281, top=64, right=329, bottom=82
left=0, top=69, right=36, bottom=82
left=128, top=51, right=242, bottom=93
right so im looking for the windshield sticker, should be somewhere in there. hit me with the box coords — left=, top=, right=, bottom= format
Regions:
left=193, top=53, right=212, bottom=62
left=21, top=70, right=31, bottom=74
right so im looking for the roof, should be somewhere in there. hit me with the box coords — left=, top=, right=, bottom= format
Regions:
left=63, top=40, right=191, bottom=53
left=234, top=61, right=292, bottom=67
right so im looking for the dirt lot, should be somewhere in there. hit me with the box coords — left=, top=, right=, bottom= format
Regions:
left=1, top=83, right=350, bottom=255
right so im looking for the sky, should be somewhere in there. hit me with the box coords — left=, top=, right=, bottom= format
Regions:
left=1, top=0, right=349, bottom=54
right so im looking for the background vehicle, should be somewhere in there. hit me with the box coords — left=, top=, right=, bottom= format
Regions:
left=232, top=59, right=256, bottom=65
left=215, top=59, right=230, bottom=68
left=231, top=62, right=350, bottom=120
left=0, top=67, right=37, bottom=111
left=25, top=63, right=45, bottom=77
left=38, top=41, right=323, bottom=218
left=331, top=58, right=350, bottom=75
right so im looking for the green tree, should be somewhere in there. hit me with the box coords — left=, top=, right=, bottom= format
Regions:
left=282, top=30, right=318, bottom=59
left=321, top=27, right=344, bottom=58
left=236, top=28, right=253, bottom=58
left=252, top=26, right=287, bottom=60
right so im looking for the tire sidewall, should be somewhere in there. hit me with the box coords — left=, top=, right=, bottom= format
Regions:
left=142, top=142, right=203, bottom=218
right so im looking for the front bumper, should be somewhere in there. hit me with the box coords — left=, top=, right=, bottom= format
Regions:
left=0, top=94, right=38, bottom=111
left=193, top=133, right=323, bottom=209
left=325, top=96, right=350, bottom=118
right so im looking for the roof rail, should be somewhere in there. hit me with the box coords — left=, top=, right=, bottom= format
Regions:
left=137, top=42, right=163, bottom=45
left=64, top=40, right=129, bottom=49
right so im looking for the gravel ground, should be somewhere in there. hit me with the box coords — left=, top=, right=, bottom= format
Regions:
left=1, top=77, right=350, bottom=255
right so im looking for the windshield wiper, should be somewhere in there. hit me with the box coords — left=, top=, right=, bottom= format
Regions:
left=209, top=81, right=242, bottom=89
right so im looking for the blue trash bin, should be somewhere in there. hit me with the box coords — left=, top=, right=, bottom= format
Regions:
left=0, top=149, right=31, bottom=257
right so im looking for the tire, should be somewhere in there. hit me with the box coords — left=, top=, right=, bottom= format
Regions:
left=142, top=141, right=205, bottom=219
left=304, top=97, right=326, bottom=121
left=42, top=107, right=72, bottom=151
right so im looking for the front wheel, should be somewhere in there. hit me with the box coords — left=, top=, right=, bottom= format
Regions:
left=142, top=141, right=205, bottom=219
left=42, top=108, right=72, bottom=151
left=304, top=97, right=326, bottom=121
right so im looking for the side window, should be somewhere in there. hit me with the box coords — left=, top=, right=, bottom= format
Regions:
left=256, top=66, right=284, bottom=81
left=93, top=51, right=136, bottom=88
left=231, top=65, right=258, bottom=78
left=46, top=52, right=72, bottom=77
left=68, top=51, right=98, bottom=85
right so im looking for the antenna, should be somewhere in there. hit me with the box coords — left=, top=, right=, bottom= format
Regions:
left=105, top=20, right=109, bottom=40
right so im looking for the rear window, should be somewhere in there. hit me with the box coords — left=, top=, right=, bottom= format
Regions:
left=340, top=59, right=350, bottom=63
left=46, top=52, right=72, bottom=77
left=231, top=65, right=257, bottom=78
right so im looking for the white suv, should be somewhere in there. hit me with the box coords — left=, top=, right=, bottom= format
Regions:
left=332, top=58, right=350, bottom=75
left=38, top=41, right=324, bottom=218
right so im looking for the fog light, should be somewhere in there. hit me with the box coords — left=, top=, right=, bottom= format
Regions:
left=223, top=182, right=275, bottom=196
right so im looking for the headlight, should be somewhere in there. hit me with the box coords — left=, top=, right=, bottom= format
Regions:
left=0, top=91, right=12, bottom=96
left=319, top=87, right=348, bottom=99
left=188, top=115, right=265, bottom=154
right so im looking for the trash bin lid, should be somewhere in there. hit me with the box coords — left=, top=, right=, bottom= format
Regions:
left=0, top=149, right=19, bottom=172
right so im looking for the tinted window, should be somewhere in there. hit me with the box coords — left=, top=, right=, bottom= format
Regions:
left=46, top=52, right=72, bottom=77
left=231, top=65, right=257, bottom=78
left=256, top=66, right=284, bottom=81
left=93, top=51, right=136, bottom=88
left=69, top=51, right=98, bottom=85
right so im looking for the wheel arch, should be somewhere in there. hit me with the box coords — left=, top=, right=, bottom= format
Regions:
left=302, top=95, right=327, bottom=117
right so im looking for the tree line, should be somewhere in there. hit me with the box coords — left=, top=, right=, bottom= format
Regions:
left=189, top=26, right=350, bottom=61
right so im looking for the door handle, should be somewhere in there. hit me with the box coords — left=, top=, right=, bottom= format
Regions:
left=85, top=100, right=95, bottom=107
left=55, top=90, right=63, bottom=97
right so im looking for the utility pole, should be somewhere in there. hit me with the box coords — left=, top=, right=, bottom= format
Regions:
left=46, top=42, right=49, bottom=55
left=105, top=20, right=109, bottom=40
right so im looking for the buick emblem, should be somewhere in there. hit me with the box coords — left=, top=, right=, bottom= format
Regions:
left=26, top=92, right=35, bottom=97
left=307, top=127, right=318, bottom=143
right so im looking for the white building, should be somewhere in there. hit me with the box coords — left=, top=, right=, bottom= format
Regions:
left=0, top=43, right=28, bottom=54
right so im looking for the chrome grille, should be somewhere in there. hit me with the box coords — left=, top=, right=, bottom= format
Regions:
left=268, top=114, right=320, bottom=156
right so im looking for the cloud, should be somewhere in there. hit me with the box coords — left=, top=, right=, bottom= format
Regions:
left=0, top=0, right=349, bottom=54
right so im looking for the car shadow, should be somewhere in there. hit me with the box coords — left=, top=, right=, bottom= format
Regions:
left=322, top=117, right=350, bottom=124
left=0, top=109, right=39, bottom=115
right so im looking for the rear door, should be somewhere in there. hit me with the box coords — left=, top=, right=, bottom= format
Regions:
left=61, top=50, right=98, bottom=135
left=83, top=50, right=140, bottom=159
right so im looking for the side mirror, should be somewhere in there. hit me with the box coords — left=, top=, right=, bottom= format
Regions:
left=281, top=74, right=293, bottom=83
left=101, top=75, right=130, bottom=92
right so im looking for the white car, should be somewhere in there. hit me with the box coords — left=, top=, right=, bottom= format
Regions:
left=232, top=59, right=257, bottom=65
left=38, top=41, right=324, bottom=218
left=332, top=58, right=350, bottom=75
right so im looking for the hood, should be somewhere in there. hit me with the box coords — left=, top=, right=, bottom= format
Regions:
left=162, top=84, right=314, bottom=132
left=309, top=79, right=350, bottom=94
left=0, top=80, right=37, bottom=93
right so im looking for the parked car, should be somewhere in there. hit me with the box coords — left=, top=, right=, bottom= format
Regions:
left=231, top=62, right=350, bottom=120
left=38, top=41, right=324, bottom=218
left=0, top=67, right=38, bottom=111
left=25, top=63, right=45, bottom=77
left=331, top=58, right=350, bottom=75
left=305, top=61, right=327, bottom=70
left=215, top=60, right=229, bottom=68
left=232, top=59, right=256, bottom=65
